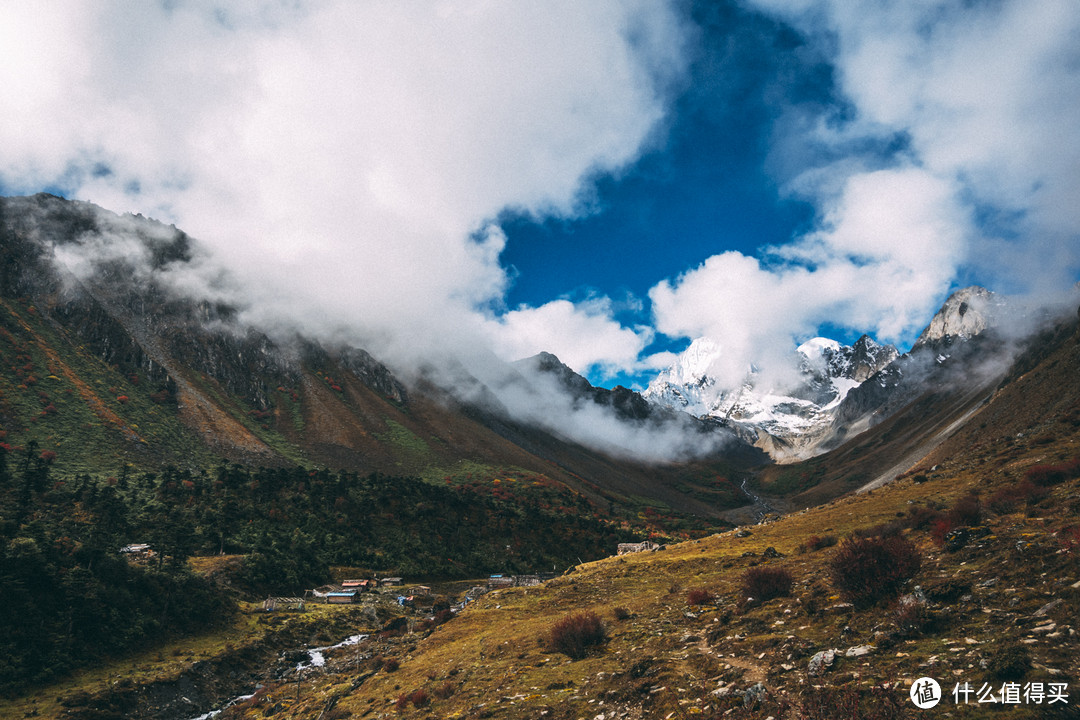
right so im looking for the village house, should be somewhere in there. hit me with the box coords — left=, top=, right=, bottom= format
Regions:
left=342, top=579, right=373, bottom=592
left=119, top=543, right=154, bottom=559
left=408, top=585, right=432, bottom=597
left=326, top=590, right=358, bottom=604
left=262, top=597, right=305, bottom=612
left=617, top=540, right=661, bottom=555
left=379, top=577, right=403, bottom=587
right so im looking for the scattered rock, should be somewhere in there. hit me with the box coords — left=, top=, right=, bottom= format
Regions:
left=1033, top=599, right=1063, bottom=616
left=844, top=645, right=874, bottom=658
left=762, top=547, right=783, bottom=559
left=742, top=682, right=767, bottom=707
left=944, top=528, right=970, bottom=551
left=808, top=649, right=837, bottom=676
left=735, top=530, right=753, bottom=538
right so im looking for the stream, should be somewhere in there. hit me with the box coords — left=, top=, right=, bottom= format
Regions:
left=188, top=633, right=368, bottom=720
left=740, top=478, right=775, bottom=522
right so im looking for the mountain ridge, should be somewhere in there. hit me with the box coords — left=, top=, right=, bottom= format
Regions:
left=0, top=193, right=762, bottom=519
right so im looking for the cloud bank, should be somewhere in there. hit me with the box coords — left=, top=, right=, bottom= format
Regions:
left=3, top=1, right=1079, bottom=460
left=647, top=0, right=1080, bottom=389
left=0, top=0, right=685, bottom=374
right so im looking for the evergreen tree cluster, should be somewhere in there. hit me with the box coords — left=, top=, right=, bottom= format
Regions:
left=0, top=447, right=635, bottom=694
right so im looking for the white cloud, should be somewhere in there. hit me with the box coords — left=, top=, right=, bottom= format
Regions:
left=756, top=0, right=1080, bottom=292
left=649, top=0, right=1080, bottom=389
left=0, top=0, right=687, bottom=369
left=649, top=166, right=970, bottom=388
left=481, top=296, right=656, bottom=379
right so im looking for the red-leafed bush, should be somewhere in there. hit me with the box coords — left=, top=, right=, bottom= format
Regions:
left=39, top=450, right=57, bottom=463
left=1025, top=457, right=1080, bottom=486
left=829, top=535, right=920, bottom=607
left=988, top=480, right=1049, bottom=513
left=931, top=518, right=952, bottom=546
left=946, top=493, right=982, bottom=527
left=546, top=611, right=607, bottom=659
left=686, top=588, right=714, bottom=606
left=741, top=566, right=793, bottom=602
left=116, top=395, right=129, bottom=404
left=799, top=534, right=838, bottom=553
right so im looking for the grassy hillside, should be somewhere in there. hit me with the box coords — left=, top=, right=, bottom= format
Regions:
left=227, top=430, right=1080, bottom=719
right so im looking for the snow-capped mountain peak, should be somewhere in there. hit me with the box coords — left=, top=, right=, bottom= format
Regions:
left=645, top=333, right=898, bottom=461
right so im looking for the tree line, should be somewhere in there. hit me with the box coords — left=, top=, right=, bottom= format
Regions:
left=0, top=447, right=635, bottom=694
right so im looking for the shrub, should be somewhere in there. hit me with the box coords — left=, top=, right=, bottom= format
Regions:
left=946, top=493, right=982, bottom=527
left=546, top=611, right=607, bottom=659
left=408, top=689, right=429, bottom=707
left=1025, top=457, right=1080, bottom=486
left=893, top=600, right=934, bottom=637
left=382, top=657, right=400, bottom=672
left=434, top=681, right=456, bottom=699
left=904, top=505, right=942, bottom=530
left=1059, top=525, right=1080, bottom=553
left=930, top=518, right=953, bottom=547
left=741, top=566, right=793, bottom=602
left=798, top=534, right=838, bottom=553
left=611, top=606, right=631, bottom=621
left=829, top=535, right=921, bottom=607
left=988, top=480, right=1049, bottom=514
left=686, top=588, right=714, bottom=606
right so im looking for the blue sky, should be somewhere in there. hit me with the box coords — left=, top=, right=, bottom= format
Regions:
left=498, top=0, right=826, bottom=384
left=1, top=0, right=1078, bottom=393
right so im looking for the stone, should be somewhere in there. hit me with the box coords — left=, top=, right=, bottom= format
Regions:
left=845, top=645, right=874, bottom=658
left=743, top=683, right=767, bottom=707
left=1034, top=599, right=1062, bottom=616
left=808, top=649, right=837, bottom=676
left=944, top=528, right=970, bottom=552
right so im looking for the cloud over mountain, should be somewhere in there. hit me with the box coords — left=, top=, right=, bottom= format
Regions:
left=0, top=0, right=686, bottom=373
left=1, top=0, right=1077, bottom=398
left=644, top=0, right=1080, bottom=389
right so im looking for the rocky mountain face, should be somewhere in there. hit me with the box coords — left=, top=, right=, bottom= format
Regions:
left=643, top=332, right=900, bottom=461
left=641, top=286, right=1038, bottom=462
left=914, top=285, right=1001, bottom=347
